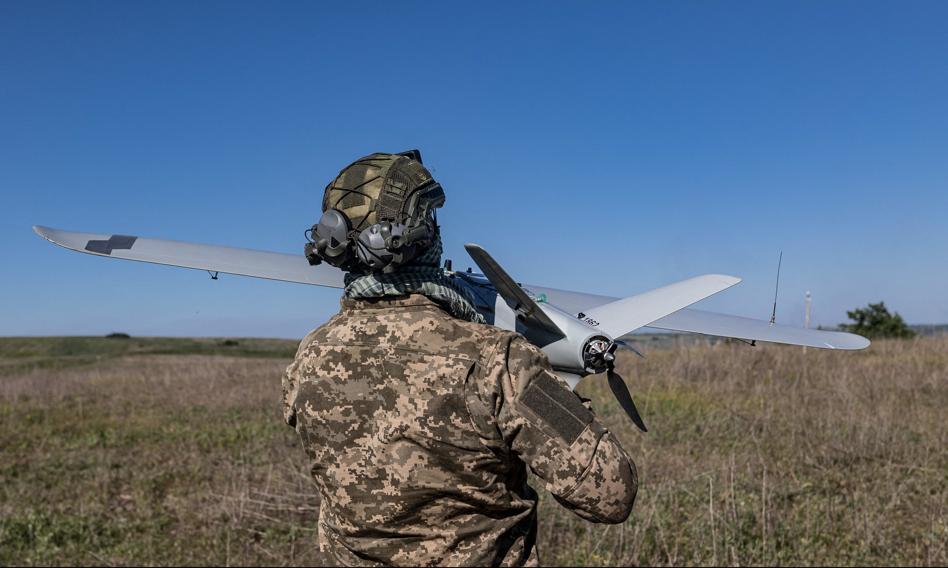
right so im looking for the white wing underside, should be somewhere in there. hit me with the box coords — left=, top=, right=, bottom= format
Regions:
left=33, top=225, right=345, bottom=288
left=577, top=274, right=741, bottom=338
left=526, top=285, right=869, bottom=350
left=34, top=225, right=869, bottom=350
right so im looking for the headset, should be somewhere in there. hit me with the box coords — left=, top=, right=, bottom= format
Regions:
left=304, top=151, right=446, bottom=273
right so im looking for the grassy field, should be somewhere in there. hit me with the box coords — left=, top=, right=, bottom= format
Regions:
left=1, top=334, right=945, bottom=565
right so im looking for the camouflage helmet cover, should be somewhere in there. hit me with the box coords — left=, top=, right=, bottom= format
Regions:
left=322, top=152, right=442, bottom=232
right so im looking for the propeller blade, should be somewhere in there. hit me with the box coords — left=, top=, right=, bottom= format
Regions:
left=613, top=339, right=645, bottom=359
left=607, top=367, right=648, bottom=432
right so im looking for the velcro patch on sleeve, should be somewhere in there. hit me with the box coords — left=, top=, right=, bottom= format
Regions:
left=519, top=372, right=594, bottom=444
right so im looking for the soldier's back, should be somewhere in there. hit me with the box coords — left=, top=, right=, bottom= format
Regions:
left=283, top=294, right=539, bottom=567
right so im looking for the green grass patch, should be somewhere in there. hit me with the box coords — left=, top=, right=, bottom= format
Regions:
left=0, top=336, right=298, bottom=375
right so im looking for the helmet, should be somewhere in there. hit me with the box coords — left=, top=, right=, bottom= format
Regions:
left=304, top=150, right=445, bottom=273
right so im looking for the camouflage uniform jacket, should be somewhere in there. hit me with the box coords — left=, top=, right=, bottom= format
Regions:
left=282, top=294, right=637, bottom=566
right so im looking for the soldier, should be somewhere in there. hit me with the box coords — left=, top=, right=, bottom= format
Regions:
left=282, top=151, right=637, bottom=566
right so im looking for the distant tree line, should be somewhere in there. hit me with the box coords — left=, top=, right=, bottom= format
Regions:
left=839, top=301, right=915, bottom=339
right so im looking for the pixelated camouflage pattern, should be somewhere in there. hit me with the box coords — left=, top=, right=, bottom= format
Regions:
left=322, top=153, right=435, bottom=231
left=283, top=294, right=637, bottom=566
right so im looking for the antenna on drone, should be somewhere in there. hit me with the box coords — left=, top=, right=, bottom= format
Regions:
left=769, top=251, right=782, bottom=326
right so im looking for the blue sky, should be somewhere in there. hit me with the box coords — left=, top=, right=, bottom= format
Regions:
left=2, top=1, right=946, bottom=338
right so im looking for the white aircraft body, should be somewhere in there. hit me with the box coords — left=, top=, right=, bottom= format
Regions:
left=33, top=225, right=870, bottom=431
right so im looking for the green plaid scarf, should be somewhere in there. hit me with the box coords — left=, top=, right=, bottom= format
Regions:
left=343, top=235, right=486, bottom=324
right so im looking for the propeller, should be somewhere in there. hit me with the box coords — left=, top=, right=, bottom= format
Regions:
left=607, top=364, right=648, bottom=432
left=613, top=339, right=645, bottom=359
left=584, top=340, right=649, bottom=432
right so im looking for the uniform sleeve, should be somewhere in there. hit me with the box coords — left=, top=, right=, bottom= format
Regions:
left=282, top=328, right=321, bottom=429
left=281, top=358, right=300, bottom=429
left=484, top=335, right=638, bottom=524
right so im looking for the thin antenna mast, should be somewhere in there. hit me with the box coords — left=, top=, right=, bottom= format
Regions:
left=804, top=290, right=811, bottom=329
left=769, top=251, right=782, bottom=326
left=804, top=290, right=811, bottom=354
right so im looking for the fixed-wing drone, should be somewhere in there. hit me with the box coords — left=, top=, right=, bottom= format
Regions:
left=33, top=225, right=869, bottom=432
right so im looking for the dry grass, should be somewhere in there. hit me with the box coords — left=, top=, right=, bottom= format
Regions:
left=1, top=336, right=945, bottom=565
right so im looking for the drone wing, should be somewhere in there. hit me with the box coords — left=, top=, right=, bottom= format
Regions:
left=33, top=225, right=345, bottom=288
left=578, top=274, right=741, bottom=338
left=528, top=284, right=869, bottom=350
left=464, top=243, right=565, bottom=340
left=647, top=308, right=870, bottom=349
left=33, top=225, right=870, bottom=349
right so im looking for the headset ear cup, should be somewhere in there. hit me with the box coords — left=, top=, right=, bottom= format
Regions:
left=356, top=224, right=397, bottom=271
left=312, top=209, right=357, bottom=269
left=307, top=209, right=438, bottom=272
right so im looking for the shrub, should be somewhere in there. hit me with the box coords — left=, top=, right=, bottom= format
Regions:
left=839, top=301, right=916, bottom=339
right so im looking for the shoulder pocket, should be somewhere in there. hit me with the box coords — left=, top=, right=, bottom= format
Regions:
left=518, top=371, right=593, bottom=445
